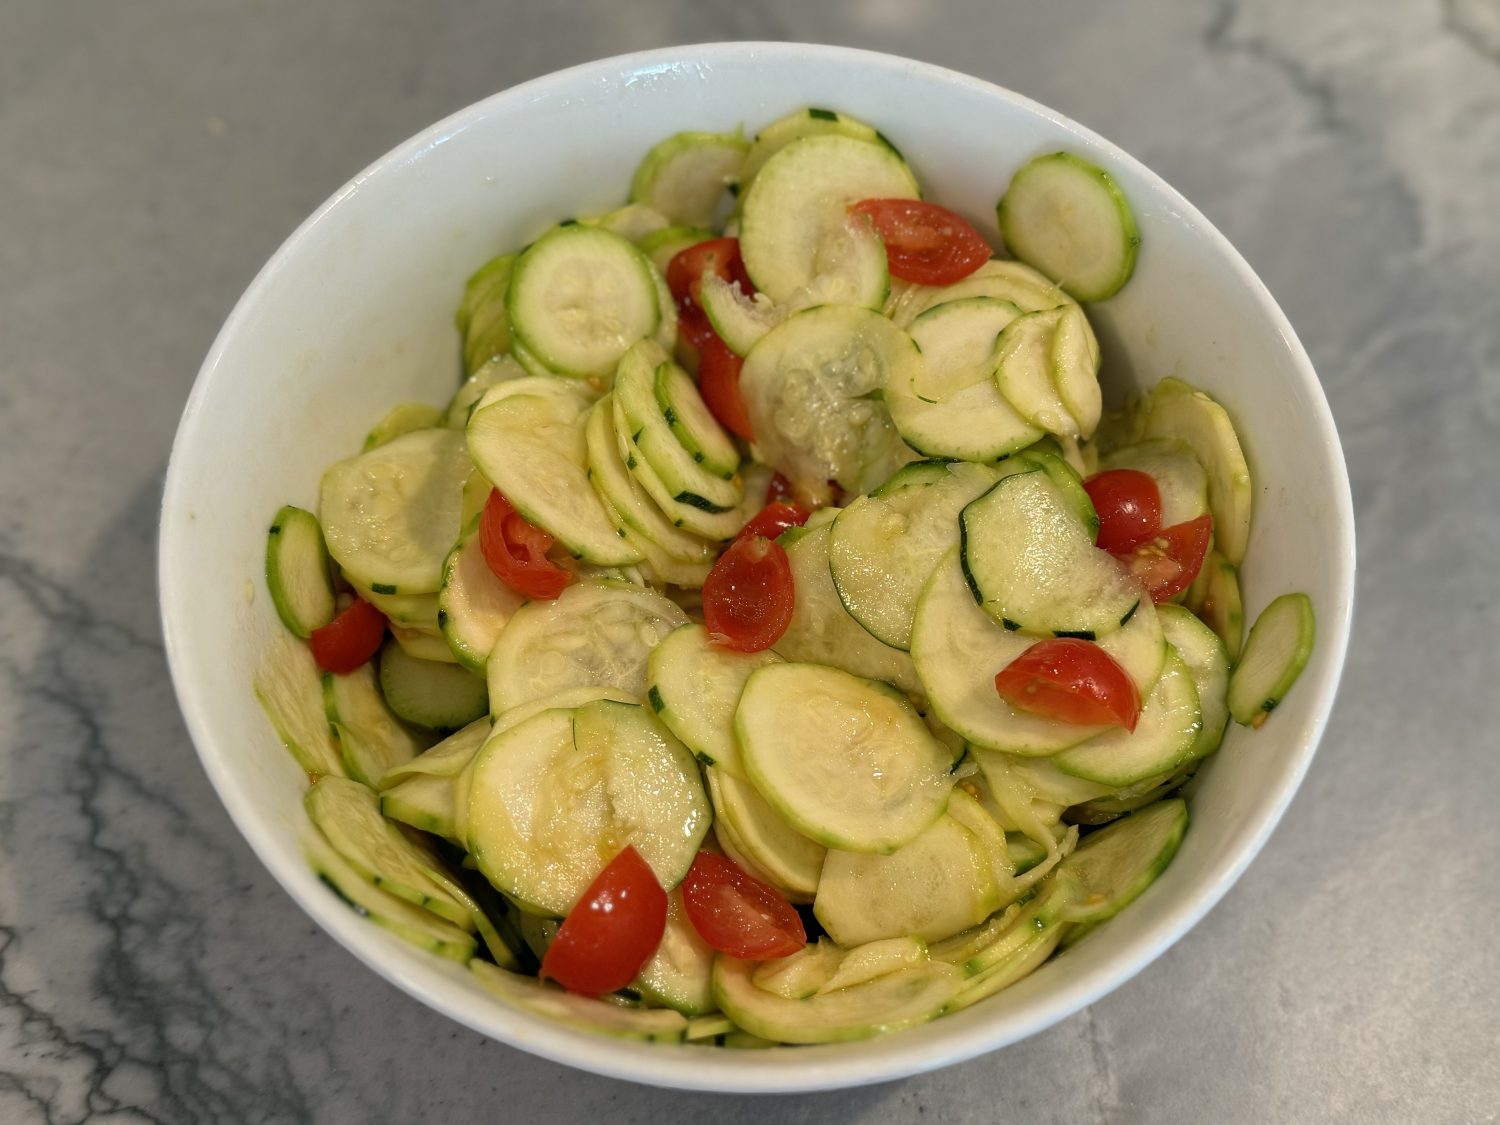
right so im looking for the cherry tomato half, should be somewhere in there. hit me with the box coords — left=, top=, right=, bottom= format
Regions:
left=309, top=597, right=387, bottom=674
left=737, top=501, right=810, bottom=543
left=540, top=845, right=668, bottom=996
left=702, top=535, right=794, bottom=652
left=1112, top=513, right=1214, bottom=603
left=677, top=305, right=719, bottom=353
left=697, top=333, right=754, bottom=441
left=479, top=489, right=571, bottom=600
left=680, top=851, right=805, bottom=960
left=995, top=637, right=1141, bottom=731
left=849, top=199, right=992, bottom=285
left=666, top=237, right=752, bottom=311
left=1084, top=469, right=1163, bottom=552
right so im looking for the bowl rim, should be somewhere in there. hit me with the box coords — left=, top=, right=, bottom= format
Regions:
left=159, top=40, right=1356, bottom=1093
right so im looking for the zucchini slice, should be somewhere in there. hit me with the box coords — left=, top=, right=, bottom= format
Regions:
left=584, top=395, right=717, bottom=564
left=993, top=307, right=1086, bottom=440
left=632, top=889, right=717, bottom=1016
left=466, top=377, right=644, bottom=567
left=887, top=297, right=1041, bottom=462
left=654, top=360, right=741, bottom=478
left=304, top=776, right=470, bottom=927
left=774, top=523, right=922, bottom=695
left=828, top=459, right=1002, bottom=650
left=886, top=258, right=1072, bottom=328
left=484, top=578, right=687, bottom=712
left=646, top=623, right=781, bottom=777
left=630, top=130, right=748, bottom=228
left=738, top=106, right=888, bottom=191
left=1055, top=798, right=1188, bottom=924
left=997, top=151, right=1140, bottom=302
left=1098, top=438, right=1210, bottom=528
left=712, top=956, right=960, bottom=1046
left=1139, top=379, right=1254, bottom=564
left=586, top=201, right=672, bottom=244
left=458, top=252, right=516, bottom=374
left=379, top=717, right=489, bottom=787
left=960, top=469, right=1140, bottom=639
left=379, top=772, right=459, bottom=841
left=740, top=304, right=917, bottom=495
left=377, top=639, right=488, bottom=733
left=319, top=428, right=474, bottom=595
left=706, top=767, right=825, bottom=903
left=1050, top=648, right=1202, bottom=787
left=1197, top=550, right=1246, bottom=660
left=322, top=662, right=429, bottom=787
left=1228, top=593, right=1316, bottom=726
left=471, top=960, right=688, bottom=1042
left=505, top=224, right=660, bottom=380
left=638, top=224, right=714, bottom=275
left=911, top=548, right=1164, bottom=755
left=437, top=521, right=525, bottom=674
left=698, top=272, right=784, bottom=356
left=466, top=701, right=710, bottom=915
left=264, top=505, right=335, bottom=638
left=446, top=355, right=527, bottom=430
left=735, top=663, right=952, bottom=854
left=363, top=402, right=444, bottom=451
left=1156, top=604, right=1231, bottom=761
left=304, top=829, right=476, bottom=962
left=740, top=133, right=918, bottom=303
left=614, top=341, right=740, bottom=508
left=814, top=798, right=1003, bottom=946
left=253, top=628, right=344, bottom=779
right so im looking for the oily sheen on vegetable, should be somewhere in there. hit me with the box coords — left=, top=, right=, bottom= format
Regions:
left=251, top=104, right=1316, bottom=1048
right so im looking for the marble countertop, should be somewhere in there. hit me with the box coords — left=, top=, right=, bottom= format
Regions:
left=4, top=1, right=1498, bottom=1121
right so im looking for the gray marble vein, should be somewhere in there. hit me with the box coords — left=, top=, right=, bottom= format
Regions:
left=2, top=0, right=1498, bottom=1121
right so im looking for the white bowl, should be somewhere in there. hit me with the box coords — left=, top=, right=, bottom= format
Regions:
left=159, top=42, right=1355, bottom=1092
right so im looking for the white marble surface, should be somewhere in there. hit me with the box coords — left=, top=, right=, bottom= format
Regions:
left=3, top=1, right=1498, bottom=1121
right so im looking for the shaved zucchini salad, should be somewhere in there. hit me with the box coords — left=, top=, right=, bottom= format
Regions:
left=254, top=105, right=1316, bottom=1047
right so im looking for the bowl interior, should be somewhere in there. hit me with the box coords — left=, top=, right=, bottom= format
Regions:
left=160, top=42, right=1354, bottom=1092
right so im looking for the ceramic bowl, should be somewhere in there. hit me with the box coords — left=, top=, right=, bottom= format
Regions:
left=160, top=42, right=1355, bottom=1092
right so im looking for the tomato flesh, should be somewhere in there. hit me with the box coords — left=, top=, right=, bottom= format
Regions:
left=680, top=851, right=805, bottom=960
left=1112, top=514, right=1214, bottom=603
left=479, top=489, right=571, bottom=600
left=540, top=845, right=667, bottom=996
left=697, top=333, right=754, bottom=441
left=701, top=535, right=794, bottom=653
left=994, top=637, right=1141, bottom=732
left=849, top=199, right=992, bottom=285
left=1084, top=469, right=1163, bottom=552
left=737, top=501, right=810, bottom=543
left=666, top=237, right=752, bottom=311
left=309, top=597, right=387, bottom=674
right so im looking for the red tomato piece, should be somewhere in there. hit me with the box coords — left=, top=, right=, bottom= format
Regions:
left=994, top=637, right=1141, bottom=732
left=1112, top=513, right=1214, bottom=603
left=308, top=597, right=387, bottom=674
left=697, top=333, right=754, bottom=441
left=849, top=199, right=992, bottom=285
left=1084, top=469, right=1163, bottom=552
left=478, top=490, right=571, bottom=600
left=737, top=501, right=810, bottom=543
left=666, top=237, right=752, bottom=311
left=540, top=846, right=668, bottom=996
left=677, top=305, right=719, bottom=352
left=702, top=535, right=794, bottom=653
left=680, top=851, right=805, bottom=960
